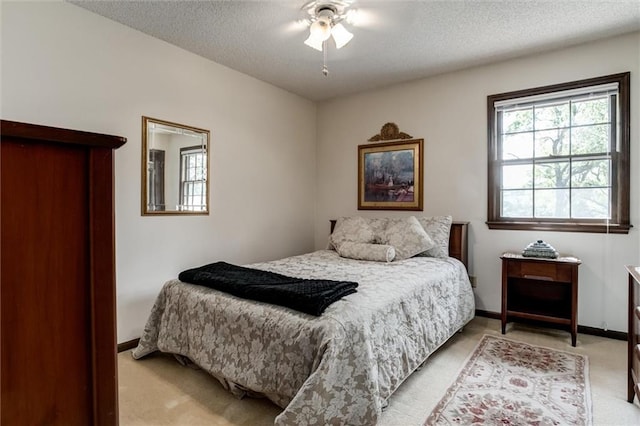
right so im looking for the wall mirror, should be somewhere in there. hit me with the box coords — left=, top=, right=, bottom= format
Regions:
left=141, top=116, right=210, bottom=215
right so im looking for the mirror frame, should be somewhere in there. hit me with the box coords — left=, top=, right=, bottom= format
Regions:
left=141, top=116, right=210, bottom=216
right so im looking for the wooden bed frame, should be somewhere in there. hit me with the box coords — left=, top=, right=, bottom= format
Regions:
left=330, top=220, right=469, bottom=270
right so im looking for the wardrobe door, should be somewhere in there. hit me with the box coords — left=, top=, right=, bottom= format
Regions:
left=1, top=139, right=93, bottom=424
left=1, top=120, right=125, bottom=425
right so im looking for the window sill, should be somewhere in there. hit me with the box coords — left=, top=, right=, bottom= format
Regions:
left=486, top=221, right=631, bottom=234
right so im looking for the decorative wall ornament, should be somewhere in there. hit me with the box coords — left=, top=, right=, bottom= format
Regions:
left=368, top=122, right=413, bottom=142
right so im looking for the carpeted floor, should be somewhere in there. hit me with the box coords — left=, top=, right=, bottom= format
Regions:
left=118, top=317, right=640, bottom=425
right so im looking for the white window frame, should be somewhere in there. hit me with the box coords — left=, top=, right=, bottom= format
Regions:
left=179, top=146, right=207, bottom=212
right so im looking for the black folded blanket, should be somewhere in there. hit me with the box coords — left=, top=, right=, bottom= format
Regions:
left=178, top=261, right=358, bottom=316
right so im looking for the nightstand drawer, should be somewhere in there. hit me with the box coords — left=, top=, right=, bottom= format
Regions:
left=626, top=265, right=640, bottom=402
left=507, top=261, right=573, bottom=282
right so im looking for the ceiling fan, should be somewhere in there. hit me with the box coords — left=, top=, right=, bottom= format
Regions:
left=300, top=0, right=357, bottom=76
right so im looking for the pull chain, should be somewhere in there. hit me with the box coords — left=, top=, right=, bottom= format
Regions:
left=322, top=40, right=329, bottom=76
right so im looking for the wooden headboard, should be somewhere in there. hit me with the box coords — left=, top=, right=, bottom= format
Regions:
left=329, top=220, right=469, bottom=270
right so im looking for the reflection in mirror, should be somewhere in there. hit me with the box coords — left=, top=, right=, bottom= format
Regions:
left=141, top=117, right=210, bottom=215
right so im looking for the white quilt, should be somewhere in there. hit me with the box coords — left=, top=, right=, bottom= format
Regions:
left=133, top=250, right=475, bottom=425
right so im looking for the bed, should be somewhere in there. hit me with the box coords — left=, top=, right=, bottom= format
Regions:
left=132, top=216, right=475, bottom=425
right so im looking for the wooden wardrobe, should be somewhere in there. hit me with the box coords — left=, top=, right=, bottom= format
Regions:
left=1, top=120, right=126, bottom=425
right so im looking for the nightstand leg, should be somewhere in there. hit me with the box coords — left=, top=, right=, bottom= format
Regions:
left=501, top=257, right=508, bottom=335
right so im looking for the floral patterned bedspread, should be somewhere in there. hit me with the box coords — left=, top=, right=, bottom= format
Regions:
left=132, top=250, right=475, bottom=425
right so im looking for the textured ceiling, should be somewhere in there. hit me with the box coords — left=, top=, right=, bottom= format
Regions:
left=69, top=1, right=640, bottom=102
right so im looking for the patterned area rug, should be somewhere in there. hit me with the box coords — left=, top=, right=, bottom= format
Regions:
left=424, top=334, right=592, bottom=425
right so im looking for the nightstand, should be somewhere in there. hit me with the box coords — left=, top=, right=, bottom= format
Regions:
left=501, top=253, right=581, bottom=346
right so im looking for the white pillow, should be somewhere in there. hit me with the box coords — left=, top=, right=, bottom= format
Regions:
left=365, top=217, right=389, bottom=243
left=416, top=216, right=452, bottom=258
left=380, top=216, right=435, bottom=260
left=336, top=242, right=396, bottom=263
left=329, top=216, right=375, bottom=250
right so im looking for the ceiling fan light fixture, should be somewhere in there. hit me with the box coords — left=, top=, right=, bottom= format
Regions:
left=301, top=0, right=356, bottom=76
left=309, top=17, right=332, bottom=42
left=331, top=23, right=353, bottom=49
left=304, top=33, right=324, bottom=51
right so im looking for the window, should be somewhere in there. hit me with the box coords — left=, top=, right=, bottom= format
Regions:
left=487, top=73, right=630, bottom=234
left=179, top=146, right=207, bottom=211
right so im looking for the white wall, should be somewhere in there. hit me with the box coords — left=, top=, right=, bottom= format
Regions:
left=3, top=1, right=638, bottom=339
left=316, top=32, right=640, bottom=333
left=1, top=1, right=317, bottom=342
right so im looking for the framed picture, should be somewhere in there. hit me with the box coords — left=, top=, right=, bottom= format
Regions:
left=358, top=139, right=423, bottom=210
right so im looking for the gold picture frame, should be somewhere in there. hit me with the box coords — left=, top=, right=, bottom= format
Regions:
left=141, top=116, right=210, bottom=215
left=358, top=139, right=423, bottom=211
